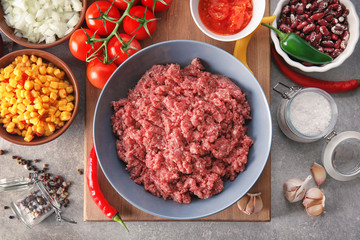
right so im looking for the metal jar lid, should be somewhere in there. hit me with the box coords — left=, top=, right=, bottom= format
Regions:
left=322, top=131, right=360, bottom=181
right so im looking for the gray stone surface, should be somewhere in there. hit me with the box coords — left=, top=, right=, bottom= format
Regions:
left=1, top=1, right=360, bottom=239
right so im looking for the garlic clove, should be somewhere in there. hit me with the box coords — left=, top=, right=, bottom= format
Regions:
left=311, top=162, right=326, bottom=186
left=302, top=187, right=325, bottom=217
left=283, top=175, right=312, bottom=203
left=237, top=194, right=250, bottom=212
left=237, top=192, right=263, bottom=215
left=305, top=203, right=325, bottom=217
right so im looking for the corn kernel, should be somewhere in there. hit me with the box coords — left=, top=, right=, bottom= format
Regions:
left=39, top=65, right=46, bottom=75
left=50, top=92, right=57, bottom=101
left=60, top=111, right=71, bottom=121
left=59, top=89, right=67, bottom=98
left=30, top=112, right=38, bottom=118
left=22, top=55, right=29, bottom=63
left=38, top=109, right=46, bottom=116
left=30, top=55, right=37, bottom=63
left=23, top=99, right=31, bottom=106
left=55, top=110, right=61, bottom=117
left=41, top=95, right=50, bottom=102
left=46, top=67, right=54, bottom=75
left=6, top=122, right=15, bottom=133
left=65, top=86, right=73, bottom=94
left=17, top=122, right=25, bottom=130
left=48, top=123, right=55, bottom=132
left=66, top=103, right=74, bottom=112
left=24, top=80, right=34, bottom=90
left=24, top=134, right=34, bottom=142
left=50, top=81, right=59, bottom=89
left=36, top=57, right=43, bottom=66
left=17, top=103, right=26, bottom=112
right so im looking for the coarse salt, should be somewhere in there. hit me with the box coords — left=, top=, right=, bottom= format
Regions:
left=289, top=91, right=332, bottom=136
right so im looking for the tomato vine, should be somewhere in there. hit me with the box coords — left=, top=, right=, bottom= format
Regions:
left=85, top=0, right=156, bottom=64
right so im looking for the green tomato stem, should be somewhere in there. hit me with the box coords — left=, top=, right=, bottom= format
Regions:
left=86, top=0, right=136, bottom=64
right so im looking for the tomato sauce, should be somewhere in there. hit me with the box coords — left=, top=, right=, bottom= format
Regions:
left=199, top=0, right=253, bottom=35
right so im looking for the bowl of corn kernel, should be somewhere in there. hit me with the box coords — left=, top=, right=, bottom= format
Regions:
left=0, top=49, right=79, bottom=145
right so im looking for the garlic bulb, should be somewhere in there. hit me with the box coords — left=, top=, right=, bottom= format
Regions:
left=303, top=187, right=325, bottom=217
left=237, top=192, right=263, bottom=215
left=283, top=175, right=312, bottom=203
left=311, top=163, right=326, bottom=186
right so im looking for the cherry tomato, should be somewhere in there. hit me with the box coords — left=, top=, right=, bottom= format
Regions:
left=108, top=34, right=142, bottom=66
left=69, top=29, right=102, bottom=61
left=86, top=1, right=121, bottom=36
left=123, top=6, right=157, bottom=40
left=110, top=0, right=139, bottom=11
left=87, top=59, right=118, bottom=89
left=141, top=0, right=172, bottom=12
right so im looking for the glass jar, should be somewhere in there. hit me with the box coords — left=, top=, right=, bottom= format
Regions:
left=0, top=175, right=76, bottom=228
left=10, top=180, right=59, bottom=228
left=274, top=83, right=360, bottom=181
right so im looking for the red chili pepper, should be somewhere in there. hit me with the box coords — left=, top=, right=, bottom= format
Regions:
left=271, top=45, right=360, bottom=93
left=87, top=145, right=129, bottom=232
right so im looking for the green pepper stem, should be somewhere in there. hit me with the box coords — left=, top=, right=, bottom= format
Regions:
left=261, top=23, right=287, bottom=41
left=112, top=213, right=129, bottom=232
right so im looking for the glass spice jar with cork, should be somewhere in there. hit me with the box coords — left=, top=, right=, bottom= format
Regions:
left=274, top=83, right=360, bottom=182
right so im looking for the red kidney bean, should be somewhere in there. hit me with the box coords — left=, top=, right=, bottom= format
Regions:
left=340, top=40, right=347, bottom=49
left=324, top=15, right=334, bottom=22
left=317, top=19, right=328, bottom=26
left=290, top=19, right=300, bottom=29
left=334, top=39, right=342, bottom=49
left=296, top=21, right=308, bottom=30
left=332, top=33, right=339, bottom=41
left=318, top=1, right=328, bottom=11
left=296, top=3, right=304, bottom=14
left=303, top=23, right=315, bottom=34
left=332, top=49, right=343, bottom=58
left=282, top=5, right=291, bottom=15
left=331, top=25, right=344, bottom=35
left=323, top=48, right=334, bottom=53
left=309, top=31, right=317, bottom=42
left=320, top=26, right=330, bottom=36
left=342, top=30, right=349, bottom=41
left=321, top=40, right=335, bottom=48
left=279, top=23, right=293, bottom=33
left=311, top=12, right=324, bottom=21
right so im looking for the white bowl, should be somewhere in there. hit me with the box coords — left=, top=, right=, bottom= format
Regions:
left=190, top=0, right=266, bottom=41
left=271, top=0, right=359, bottom=72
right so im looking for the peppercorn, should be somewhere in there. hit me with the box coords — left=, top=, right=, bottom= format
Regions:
left=77, top=169, right=83, bottom=175
left=4, top=206, right=9, bottom=210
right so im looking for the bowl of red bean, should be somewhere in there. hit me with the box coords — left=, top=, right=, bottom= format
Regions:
left=271, top=0, right=359, bottom=72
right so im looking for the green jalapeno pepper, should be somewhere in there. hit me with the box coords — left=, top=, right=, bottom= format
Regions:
left=262, top=23, right=333, bottom=65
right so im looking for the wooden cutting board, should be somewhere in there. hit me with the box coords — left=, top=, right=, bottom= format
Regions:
left=84, top=0, right=271, bottom=222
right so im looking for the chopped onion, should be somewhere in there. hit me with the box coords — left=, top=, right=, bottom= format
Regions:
left=1, top=0, right=83, bottom=44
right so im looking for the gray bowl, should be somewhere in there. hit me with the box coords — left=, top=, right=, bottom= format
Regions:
left=93, top=40, right=272, bottom=220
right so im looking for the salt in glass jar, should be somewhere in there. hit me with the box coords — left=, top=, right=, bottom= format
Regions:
left=274, top=83, right=360, bottom=181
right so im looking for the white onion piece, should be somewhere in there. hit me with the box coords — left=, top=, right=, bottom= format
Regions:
left=1, top=0, right=83, bottom=44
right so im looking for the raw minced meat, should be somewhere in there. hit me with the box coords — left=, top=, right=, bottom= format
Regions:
left=111, top=58, right=253, bottom=204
